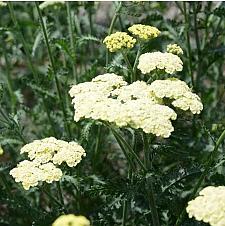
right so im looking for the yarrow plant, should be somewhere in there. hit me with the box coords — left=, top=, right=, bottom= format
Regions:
left=69, top=74, right=202, bottom=138
left=186, top=186, right=225, bottom=226
left=167, top=43, right=184, bottom=55
left=138, top=51, right=183, bottom=74
left=52, top=214, right=90, bottom=226
left=10, top=137, right=86, bottom=189
left=103, top=32, right=136, bottom=52
left=128, top=24, right=160, bottom=40
left=2, top=3, right=225, bottom=225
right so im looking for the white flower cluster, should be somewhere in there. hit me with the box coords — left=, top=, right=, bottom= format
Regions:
left=39, top=1, right=65, bottom=10
left=10, top=137, right=86, bottom=190
left=186, top=186, right=225, bottom=226
left=52, top=214, right=90, bottom=226
left=70, top=74, right=203, bottom=137
left=149, top=79, right=203, bottom=114
left=137, top=51, right=183, bottom=74
left=10, top=161, right=62, bottom=190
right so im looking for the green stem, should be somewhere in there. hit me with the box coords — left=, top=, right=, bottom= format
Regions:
left=8, top=2, right=57, bottom=136
left=121, top=51, right=135, bottom=83
left=110, top=128, right=136, bottom=171
left=106, top=2, right=122, bottom=67
left=57, top=181, right=65, bottom=208
left=183, top=2, right=194, bottom=88
left=121, top=167, right=132, bottom=226
left=132, top=42, right=142, bottom=81
left=66, top=2, right=77, bottom=83
left=35, top=3, right=71, bottom=139
left=175, top=129, right=225, bottom=226
left=143, top=133, right=160, bottom=226
left=42, top=188, right=64, bottom=208
left=193, top=3, right=201, bottom=91
left=2, top=43, right=17, bottom=113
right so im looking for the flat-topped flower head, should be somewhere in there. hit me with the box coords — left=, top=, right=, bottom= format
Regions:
left=10, top=137, right=86, bottom=190
left=128, top=24, right=160, bottom=40
left=20, top=137, right=86, bottom=167
left=10, top=160, right=62, bottom=190
left=186, top=186, right=225, bottom=226
left=167, top=44, right=183, bottom=55
left=138, top=51, right=183, bottom=74
left=0, top=1, right=7, bottom=7
left=69, top=74, right=177, bottom=138
left=149, top=78, right=203, bottom=114
left=103, top=32, right=136, bottom=52
left=52, top=214, right=90, bottom=226
left=39, top=1, right=65, bottom=10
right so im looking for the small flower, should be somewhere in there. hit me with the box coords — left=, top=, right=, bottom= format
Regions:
left=138, top=51, right=183, bottom=74
left=52, top=214, right=90, bottom=226
left=186, top=186, right=225, bottom=226
left=103, top=32, right=136, bottom=52
left=0, top=1, right=7, bottom=7
left=39, top=1, right=65, bottom=10
left=167, top=44, right=183, bottom=55
left=128, top=24, right=160, bottom=40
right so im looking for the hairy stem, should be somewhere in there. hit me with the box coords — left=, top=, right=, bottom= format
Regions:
left=2, top=43, right=17, bottom=113
left=175, top=129, right=225, bottom=226
left=143, top=133, right=160, bottom=226
left=183, top=2, right=194, bottom=88
left=66, top=2, right=77, bottom=83
left=122, top=51, right=135, bottom=83
left=106, top=2, right=122, bottom=67
left=35, top=3, right=71, bottom=139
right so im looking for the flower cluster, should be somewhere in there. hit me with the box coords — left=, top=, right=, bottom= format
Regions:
left=186, top=186, right=225, bottom=226
left=167, top=44, right=183, bottom=55
left=103, top=32, right=136, bottom=52
left=10, top=137, right=86, bottom=190
left=52, top=214, right=90, bottom=226
left=149, top=79, right=203, bottom=114
left=70, top=74, right=203, bottom=137
left=0, top=1, right=7, bottom=7
left=128, top=24, right=160, bottom=40
left=10, top=161, right=62, bottom=190
left=39, top=1, right=65, bottom=10
left=138, top=51, right=183, bottom=74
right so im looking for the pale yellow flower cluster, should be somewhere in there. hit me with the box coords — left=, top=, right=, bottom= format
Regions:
left=167, top=44, right=183, bottom=55
left=39, top=1, right=65, bottom=10
left=52, top=214, right=90, bottom=226
left=10, top=137, right=86, bottom=190
left=138, top=52, right=183, bottom=74
left=69, top=74, right=203, bottom=137
left=10, top=160, right=62, bottom=190
left=186, top=186, right=225, bottom=226
left=149, top=79, right=203, bottom=114
left=128, top=24, right=160, bottom=40
left=0, top=1, right=7, bottom=7
left=70, top=74, right=175, bottom=138
left=103, top=32, right=136, bottom=52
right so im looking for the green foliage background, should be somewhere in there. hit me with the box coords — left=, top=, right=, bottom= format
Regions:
left=0, top=2, right=225, bottom=226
